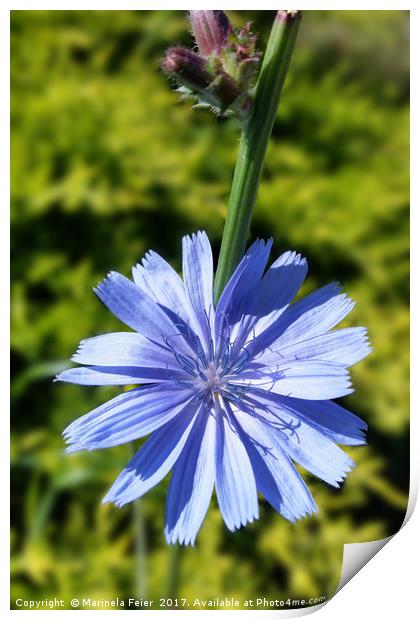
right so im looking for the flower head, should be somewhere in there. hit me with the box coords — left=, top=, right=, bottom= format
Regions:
left=57, top=232, right=371, bottom=545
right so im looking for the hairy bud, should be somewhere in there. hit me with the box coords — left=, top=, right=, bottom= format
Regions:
left=162, top=47, right=212, bottom=92
left=189, top=10, right=230, bottom=56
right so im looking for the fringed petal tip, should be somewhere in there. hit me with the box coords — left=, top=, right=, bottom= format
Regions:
left=64, top=443, right=83, bottom=454
left=290, top=250, right=307, bottom=267
left=164, top=528, right=198, bottom=547
left=101, top=477, right=136, bottom=508
left=54, top=368, right=84, bottom=384
left=358, top=427, right=368, bottom=445
left=288, top=503, right=318, bottom=524
left=93, top=270, right=115, bottom=293
left=61, top=434, right=103, bottom=454
left=251, top=237, right=274, bottom=251
left=328, top=456, right=356, bottom=488
left=101, top=493, right=127, bottom=509
left=55, top=368, right=78, bottom=382
left=225, top=511, right=259, bottom=533
left=165, top=508, right=259, bottom=544
left=343, top=426, right=367, bottom=447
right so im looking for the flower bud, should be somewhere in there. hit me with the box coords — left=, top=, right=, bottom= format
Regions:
left=162, top=47, right=212, bottom=92
left=210, top=72, right=240, bottom=109
left=162, top=12, right=261, bottom=121
left=277, top=10, right=300, bottom=23
left=189, top=10, right=230, bottom=57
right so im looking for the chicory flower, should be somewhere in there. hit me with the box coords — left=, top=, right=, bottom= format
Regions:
left=57, top=232, right=370, bottom=545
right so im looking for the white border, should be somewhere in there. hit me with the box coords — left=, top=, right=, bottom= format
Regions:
left=5, top=3, right=416, bottom=618
left=4, top=2, right=414, bottom=9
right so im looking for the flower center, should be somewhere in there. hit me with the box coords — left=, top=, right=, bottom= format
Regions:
left=166, top=331, right=251, bottom=406
left=202, top=363, right=224, bottom=392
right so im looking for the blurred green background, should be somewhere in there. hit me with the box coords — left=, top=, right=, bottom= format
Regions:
left=11, top=10, right=409, bottom=609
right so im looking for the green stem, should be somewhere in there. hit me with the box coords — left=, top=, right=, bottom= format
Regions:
left=214, top=11, right=301, bottom=302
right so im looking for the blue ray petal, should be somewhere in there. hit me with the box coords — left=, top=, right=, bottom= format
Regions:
left=215, top=239, right=273, bottom=334
left=248, top=250, right=307, bottom=321
left=270, top=396, right=367, bottom=446
left=214, top=402, right=259, bottom=531
left=232, top=360, right=353, bottom=400
left=182, top=232, right=214, bottom=349
left=228, top=251, right=308, bottom=356
left=71, top=332, right=178, bottom=369
left=56, top=365, right=187, bottom=386
left=103, top=401, right=200, bottom=506
left=236, top=409, right=317, bottom=521
left=165, top=407, right=216, bottom=545
left=63, top=385, right=194, bottom=452
left=248, top=283, right=350, bottom=356
left=257, top=327, right=371, bottom=368
left=132, top=250, right=192, bottom=324
left=94, top=271, right=193, bottom=354
left=244, top=391, right=355, bottom=487
left=264, top=285, right=355, bottom=353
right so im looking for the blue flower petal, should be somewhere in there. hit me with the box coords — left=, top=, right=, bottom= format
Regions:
left=269, top=285, right=355, bottom=350
left=56, top=365, right=186, bottom=386
left=245, top=391, right=355, bottom=487
left=233, top=360, right=353, bottom=400
left=103, top=401, right=200, bottom=507
left=63, top=385, right=194, bottom=452
left=182, top=232, right=214, bottom=348
left=258, top=327, right=371, bottom=368
left=249, top=283, right=351, bottom=356
left=236, top=410, right=317, bottom=521
left=165, top=407, right=216, bottom=545
left=214, top=402, right=259, bottom=531
left=248, top=250, right=307, bottom=322
left=228, top=251, right=308, bottom=357
left=270, top=396, right=367, bottom=446
left=132, top=250, right=192, bottom=324
left=215, top=239, right=273, bottom=334
left=71, top=332, right=178, bottom=369
left=94, top=272, right=193, bottom=354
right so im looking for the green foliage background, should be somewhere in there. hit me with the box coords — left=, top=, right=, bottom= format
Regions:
left=11, top=10, right=409, bottom=609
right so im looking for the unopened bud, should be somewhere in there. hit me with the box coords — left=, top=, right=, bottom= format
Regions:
left=277, top=10, right=301, bottom=23
left=162, top=47, right=212, bottom=92
left=189, top=10, right=230, bottom=57
left=211, top=72, right=240, bottom=109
